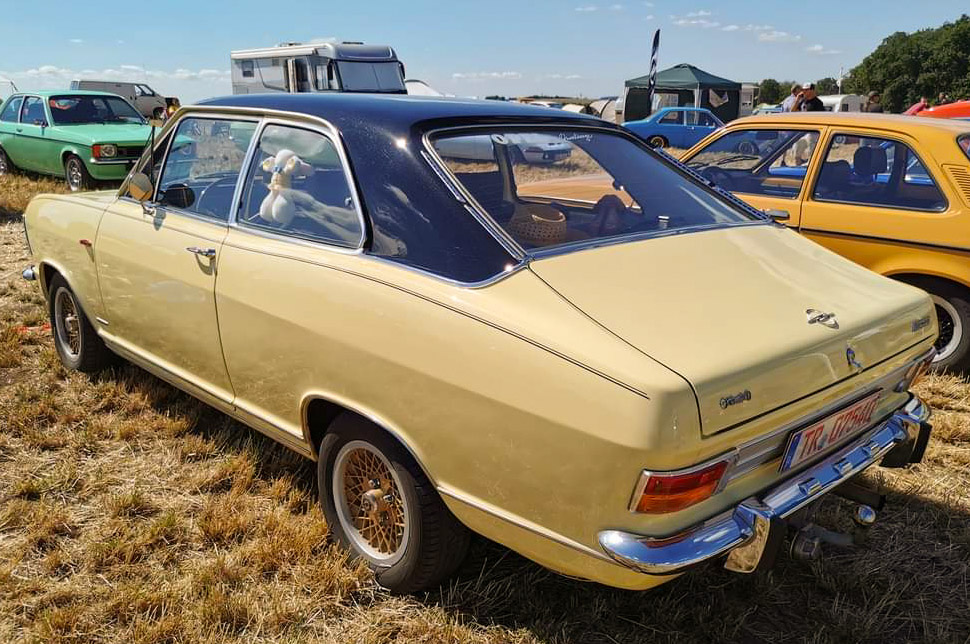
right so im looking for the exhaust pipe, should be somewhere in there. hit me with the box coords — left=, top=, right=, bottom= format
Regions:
left=790, top=504, right=876, bottom=561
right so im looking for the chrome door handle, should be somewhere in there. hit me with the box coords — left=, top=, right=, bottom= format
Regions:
left=186, top=246, right=216, bottom=258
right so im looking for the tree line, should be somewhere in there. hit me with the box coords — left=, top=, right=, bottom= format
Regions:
left=758, top=15, right=970, bottom=112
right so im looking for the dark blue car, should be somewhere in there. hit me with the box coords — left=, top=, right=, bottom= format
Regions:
left=623, top=107, right=724, bottom=149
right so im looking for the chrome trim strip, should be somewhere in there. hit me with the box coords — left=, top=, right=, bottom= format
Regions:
left=89, top=158, right=138, bottom=166
left=437, top=485, right=619, bottom=564
left=600, top=394, right=930, bottom=575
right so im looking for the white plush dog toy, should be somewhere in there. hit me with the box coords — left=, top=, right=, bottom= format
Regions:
left=259, top=149, right=312, bottom=226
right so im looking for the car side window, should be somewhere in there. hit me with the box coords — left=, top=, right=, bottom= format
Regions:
left=0, top=96, right=23, bottom=122
left=812, top=134, right=946, bottom=211
left=155, top=117, right=257, bottom=221
left=659, top=110, right=682, bottom=125
left=238, top=123, right=363, bottom=247
left=686, top=129, right=819, bottom=199
left=21, top=97, right=46, bottom=125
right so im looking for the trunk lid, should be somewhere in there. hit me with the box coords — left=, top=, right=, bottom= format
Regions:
left=529, top=225, right=935, bottom=436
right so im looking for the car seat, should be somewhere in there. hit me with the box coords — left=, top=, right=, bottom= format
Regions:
left=814, top=160, right=851, bottom=200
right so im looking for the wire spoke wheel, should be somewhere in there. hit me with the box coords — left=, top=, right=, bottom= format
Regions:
left=333, top=440, right=409, bottom=564
left=932, top=295, right=962, bottom=362
left=54, top=288, right=82, bottom=358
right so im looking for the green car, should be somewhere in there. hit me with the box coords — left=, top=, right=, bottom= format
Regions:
left=0, top=90, right=152, bottom=191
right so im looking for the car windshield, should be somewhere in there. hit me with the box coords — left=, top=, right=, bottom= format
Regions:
left=48, top=94, right=145, bottom=125
left=336, top=61, right=405, bottom=92
left=431, top=128, right=760, bottom=253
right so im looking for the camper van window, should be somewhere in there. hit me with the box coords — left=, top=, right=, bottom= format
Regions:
left=241, top=61, right=254, bottom=78
left=335, top=61, right=405, bottom=92
left=135, top=84, right=155, bottom=97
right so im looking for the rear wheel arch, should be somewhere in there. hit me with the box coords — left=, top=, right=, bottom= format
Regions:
left=891, top=272, right=970, bottom=371
left=302, top=395, right=437, bottom=484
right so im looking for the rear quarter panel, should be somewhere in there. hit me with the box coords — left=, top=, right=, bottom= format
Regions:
left=25, top=192, right=114, bottom=320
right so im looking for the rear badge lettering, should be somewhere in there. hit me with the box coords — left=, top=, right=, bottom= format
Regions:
left=720, top=390, right=752, bottom=410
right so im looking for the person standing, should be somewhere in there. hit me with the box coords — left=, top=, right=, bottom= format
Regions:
left=781, top=84, right=800, bottom=112
left=792, top=83, right=825, bottom=112
left=863, top=91, right=883, bottom=113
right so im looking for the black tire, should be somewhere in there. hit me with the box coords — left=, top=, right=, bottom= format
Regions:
left=926, top=285, right=970, bottom=373
left=0, top=147, right=16, bottom=176
left=64, top=154, right=93, bottom=192
left=48, top=275, right=115, bottom=373
left=318, top=414, right=470, bottom=593
left=647, top=135, right=667, bottom=149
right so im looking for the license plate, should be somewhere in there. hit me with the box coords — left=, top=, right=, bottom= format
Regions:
left=780, top=392, right=881, bottom=472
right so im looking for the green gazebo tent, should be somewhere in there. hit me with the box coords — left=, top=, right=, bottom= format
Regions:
left=624, top=63, right=742, bottom=122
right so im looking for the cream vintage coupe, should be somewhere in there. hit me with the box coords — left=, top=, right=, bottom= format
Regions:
left=21, top=94, right=937, bottom=593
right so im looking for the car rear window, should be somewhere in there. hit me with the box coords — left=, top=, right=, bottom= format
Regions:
left=430, top=128, right=760, bottom=253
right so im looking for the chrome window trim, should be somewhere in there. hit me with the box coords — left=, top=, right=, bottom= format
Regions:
left=230, top=116, right=367, bottom=250
left=808, top=129, right=950, bottom=213
left=421, top=122, right=770, bottom=262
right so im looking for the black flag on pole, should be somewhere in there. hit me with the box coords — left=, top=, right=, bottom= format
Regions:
left=645, top=29, right=660, bottom=117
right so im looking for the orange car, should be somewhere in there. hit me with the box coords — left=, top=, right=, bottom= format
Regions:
left=917, top=101, right=970, bottom=120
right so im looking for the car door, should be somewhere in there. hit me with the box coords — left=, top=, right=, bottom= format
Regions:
left=7, top=96, right=50, bottom=172
left=799, top=130, right=953, bottom=269
left=95, top=114, right=259, bottom=402
left=681, top=126, right=824, bottom=227
left=0, top=95, right=24, bottom=163
left=657, top=109, right=684, bottom=147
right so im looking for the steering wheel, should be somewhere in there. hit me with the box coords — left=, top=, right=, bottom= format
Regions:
left=594, top=194, right=627, bottom=237
left=701, top=167, right=732, bottom=189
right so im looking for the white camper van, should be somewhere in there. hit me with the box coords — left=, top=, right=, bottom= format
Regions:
left=230, top=41, right=406, bottom=95
left=820, top=94, right=864, bottom=112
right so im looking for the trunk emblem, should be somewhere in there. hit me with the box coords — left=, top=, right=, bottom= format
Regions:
left=806, top=309, right=839, bottom=329
left=720, top=390, right=752, bottom=409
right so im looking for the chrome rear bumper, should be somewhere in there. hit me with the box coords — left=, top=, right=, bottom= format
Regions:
left=598, top=394, right=931, bottom=576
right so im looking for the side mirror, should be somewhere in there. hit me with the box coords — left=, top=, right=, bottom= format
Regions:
left=129, top=172, right=154, bottom=202
left=34, top=119, right=48, bottom=127
left=765, top=209, right=790, bottom=222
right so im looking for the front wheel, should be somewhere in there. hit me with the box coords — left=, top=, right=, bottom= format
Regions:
left=318, top=414, right=470, bottom=593
left=646, top=135, right=667, bottom=149
left=64, top=154, right=93, bottom=192
left=930, top=288, right=970, bottom=372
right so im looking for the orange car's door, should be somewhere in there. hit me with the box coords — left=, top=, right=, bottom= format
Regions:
left=798, top=129, right=955, bottom=270
left=682, top=126, right=825, bottom=227
left=95, top=116, right=258, bottom=402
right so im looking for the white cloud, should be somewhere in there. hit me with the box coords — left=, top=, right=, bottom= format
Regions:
left=806, top=43, right=842, bottom=55
left=452, top=71, right=523, bottom=80
left=642, top=1, right=654, bottom=5
left=1, top=64, right=231, bottom=84
left=543, top=73, right=583, bottom=80
left=673, top=17, right=720, bottom=28
left=575, top=5, right=597, bottom=11
left=645, top=13, right=654, bottom=19
left=743, top=24, right=774, bottom=31
left=686, top=10, right=711, bottom=17
left=610, top=3, right=624, bottom=10
left=69, top=38, right=83, bottom=44
left=758, top=30, right=801, bottom=42
left=721, top=24, right=739, bottom=31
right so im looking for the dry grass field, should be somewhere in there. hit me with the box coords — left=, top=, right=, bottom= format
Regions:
left=0, top=173, right=968, bottom=643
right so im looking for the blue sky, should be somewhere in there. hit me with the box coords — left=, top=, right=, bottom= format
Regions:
left=0, top=1, right=967, bottom=102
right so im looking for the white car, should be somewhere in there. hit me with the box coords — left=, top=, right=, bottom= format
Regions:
left=434, top=132, right=572, bottom=164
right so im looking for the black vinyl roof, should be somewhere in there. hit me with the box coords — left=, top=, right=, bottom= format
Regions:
left=196, top=94, right=614, bottom=284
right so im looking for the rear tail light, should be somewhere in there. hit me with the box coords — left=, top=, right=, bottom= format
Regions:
left=630, top=460, right=729, bottom=514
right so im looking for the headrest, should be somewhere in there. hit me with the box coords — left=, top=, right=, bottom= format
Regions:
left=853, top=145, right=888, bottom=176
left=819, top=160, right=851, bottom=189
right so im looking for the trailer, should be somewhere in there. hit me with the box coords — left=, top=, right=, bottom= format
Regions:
left=230, top=41, right=406, bottom=95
